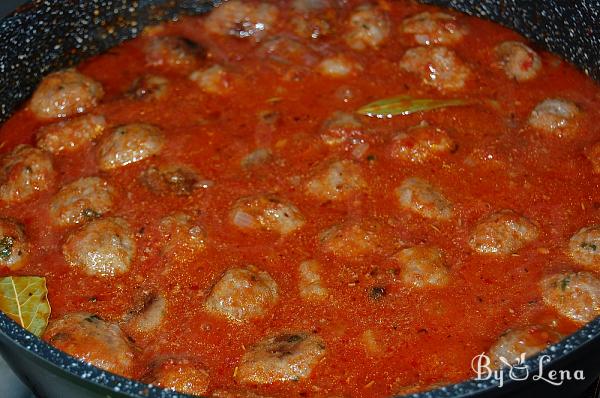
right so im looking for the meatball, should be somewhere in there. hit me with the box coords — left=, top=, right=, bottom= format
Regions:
left=390, top=122, right=456, bottom=163
left=496, top=41, right=542, bottom=82
left=291, top=1, right=334, bottom=40
left=393, top=246, right=450, bottom=288
left=50, top=177, right=116, bottom=227
left=229, top=194, right=305, bottom=235
left=63, top=217, right=136, bottom=277
left=299, top=260, right=328, bottom=301
left=0, top=218, right=28, bottom=271
left=568, top=226, right=600, bottom=271
left=540, top=272, right=600, bottom=324
left=399, top=46, right=471, bottom=91
left=320, top=111, right=365, bottom=146
left=235, top=332, right=326, bottom=384
left=189, top=65, right=231, bottom=95
left=35, top=114, right=106, bottom=154
left=528, top=98, right=581, bottom=137
left=259, top=36, right=319, bottom=68
left=144, top=357, right=209, bottom=395
left=205, top=265, right=279, bottom=323
left=469, top=210, right=539, bottom=255
left=0, top=145, right=55, bottom=203
left=306, top=160, right=366, bottom=201
left=395, top=177, right=453, bottom=220
left=316, top=55, right=359, bottom=78
left=585, top=142, right=600, bottom=174
left=44, top=313, right=134, bottom=376
left=140, top=164, right=202, bottom=196
left=319, top=220, right=380, bottom=258
left=97, top=124, right=164, bottom=171
left=158, top=213, right=207, bottom=262
left=144, top=36, right=205, bottom=70
left=128, top=75, right=169, bottom=101
left=401, top=12, right=467, bottom=46
left=344, top=4, right=390, bottom=51
left=241, top=148, right=273, bottom=168
left=488, top=326, right=561, bottom=368
left=126, top=293, right=167, bottom=334
left=30, top=69, right=104, bottom=119
left=204, top=1, right=279, bottom=40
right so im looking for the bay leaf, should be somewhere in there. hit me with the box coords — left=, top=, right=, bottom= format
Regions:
left=0, top=276, right=51, bottom=336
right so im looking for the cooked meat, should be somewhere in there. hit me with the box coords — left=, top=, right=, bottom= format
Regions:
left=205, top=265, right=279, bottom=322
left=235, top=332, right=326, bottom=383
left=35, top=114, right=106, bottom=154
left=0, top=145, right=55, bottom=203
left=30, top=69, right=104, bottom=119
left=0, top=218, right=28, bottom=271
left=395, top=177, right=453, bottom=220
left=44, top=313, right=134, bottom=376
left=50, top=177, right=116, bottom=227
left=63, top=217, right=136, bottom=277
left=469, top=210, right=539, bottom=255
left=97, top=124, right=164, bottom=170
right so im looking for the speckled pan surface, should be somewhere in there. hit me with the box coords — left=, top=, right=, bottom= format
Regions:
left=0, top=1, right=599, bottom=398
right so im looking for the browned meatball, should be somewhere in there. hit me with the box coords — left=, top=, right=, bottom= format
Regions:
left=319, top=220, right=381, bottom=258
left=144, top=357, right=210, bottom=395
left=97, top=124, right=164, bottom=171
left=0, top=145, right=55, bottom=203
left=189, top=65, right=232, bottom=95
left=236, top=332, right=326, bottom=384
left=540, top=272, right=600, bottom=324
left=140, top=164, right=203, bottom=196
left=50, top=177, right=116, bottom=227
left=30, top=69, right=104, bottom=119
left=528, top=98, right=581, bottom=138
left=205, top=265, right=279, bottom=323
left=568, top=226, right=600, bottom=271
left=344, top=4, right=390, bottom=50
left=44, top=313, right=135, bottom=376
left=306, top=159, right=366, bottom=201
left=0, top=218, right=28, bottom=271
left=469, top=210, right=539, bottom=255
left=128, top=75, right=170, bottom=101
left=145, top=36, right=205, bottom=71
left=401, top=12, right=467, bottom=46
left=229, top=194, right=305, bottom=235
left=399, top=46, right=471, bottom=91
left=395, top=177, right=453, bottom=220
left=63, top=217, right=136, bottom=277
left=35, top=114, right=106, bottom=154
left=393, top=246, right=450, bottom=288
left=125, top=293, right=167, bottom=334
left=205, top=1, right=279, bottom=41
left=298, top=259, right=328, bottom=301
left=390, top=122, right=456, bottom=163
left=320, top=111, right=365, bottom=147
left=158, top=212, right=207, bottom=262
left=496, top=41, right=542, bottom=82
left=488, top=326, right=561, bottom=368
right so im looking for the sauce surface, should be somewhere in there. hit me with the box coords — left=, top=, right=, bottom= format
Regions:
left=1, top=1, right=600, bottom=397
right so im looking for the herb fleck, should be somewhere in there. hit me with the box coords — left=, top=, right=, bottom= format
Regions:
left=580, top=242, right=598, bottom=251
left=82, top=208, right=101, bottom=219
left=560, top=276, right=571, bottom=291
left=0, top=236, right=14, bottom=260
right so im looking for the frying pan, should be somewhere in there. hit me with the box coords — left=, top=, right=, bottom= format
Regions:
left=0, top=1, right=599, bottom=397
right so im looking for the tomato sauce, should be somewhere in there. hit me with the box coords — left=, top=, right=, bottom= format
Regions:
left=1, top=0, right=600, bottom=397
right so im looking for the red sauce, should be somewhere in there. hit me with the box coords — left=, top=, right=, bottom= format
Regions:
left=1, top=1, right=600, bottom=396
